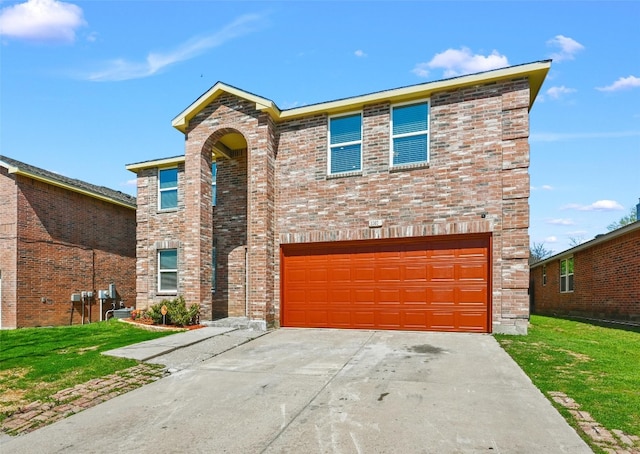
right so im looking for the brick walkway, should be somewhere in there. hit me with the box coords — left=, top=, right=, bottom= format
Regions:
left=1, top=364, right=167, bottom=436
left=549, top=392, right=640, bottom=454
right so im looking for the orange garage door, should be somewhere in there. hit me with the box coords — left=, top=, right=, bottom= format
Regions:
left=281, top=235, right=490, bottom=333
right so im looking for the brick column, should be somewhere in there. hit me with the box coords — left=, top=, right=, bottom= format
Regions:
left=183, top=140, right=213, bottom=313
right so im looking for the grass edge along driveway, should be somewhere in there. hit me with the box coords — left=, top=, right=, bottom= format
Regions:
left=496, top=315, right=640, bottom=453
left=0, top=320, right=176, bottom=421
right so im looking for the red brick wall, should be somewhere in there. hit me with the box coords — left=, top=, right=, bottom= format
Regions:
left=275, top=78, right=531, bottom=333
left=135, top=78, right=532, bottom=333
left=531, top=227, right=640, bottom=321
left=2, top=174, right=136, bottom=328
left=0, top=168, right=18, bottom=328
left=134, top=163, right=186, bottom=310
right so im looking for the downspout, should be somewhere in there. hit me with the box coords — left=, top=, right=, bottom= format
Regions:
left=245, top=246, right=249, bottom=319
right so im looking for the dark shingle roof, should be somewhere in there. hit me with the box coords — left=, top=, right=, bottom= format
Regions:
left=0, top=155, right=136, bottom=208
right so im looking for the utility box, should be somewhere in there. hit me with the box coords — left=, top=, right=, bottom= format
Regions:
left=71, top=293, right=81, bottom=302
left=98, top=290, right=109, bottom=299
left=113, top=308, right=132, bottom=319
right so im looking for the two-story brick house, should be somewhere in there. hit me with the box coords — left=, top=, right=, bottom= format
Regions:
left=127, top=60, right=551, bottom=334
left=0, top=155, right=137, bottom=328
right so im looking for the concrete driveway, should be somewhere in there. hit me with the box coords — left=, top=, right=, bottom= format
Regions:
left=3, top=329, right=591, bottom=453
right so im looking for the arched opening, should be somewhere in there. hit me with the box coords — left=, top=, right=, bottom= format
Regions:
left=207, top=130, right=249, bottom=320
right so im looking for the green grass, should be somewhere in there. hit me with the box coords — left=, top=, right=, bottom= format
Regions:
left=496, top=315, right=640, bottom=439
left=0, top=320, right=176, bottom=418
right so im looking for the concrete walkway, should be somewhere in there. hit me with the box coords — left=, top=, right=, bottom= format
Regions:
left=2, top=328, right=592, bottom=453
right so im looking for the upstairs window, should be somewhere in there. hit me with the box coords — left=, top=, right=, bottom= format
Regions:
left=560, top=257, right=574, bottom=293
left=391, top=101, right=429, bottom=166
left=159, top=167, right=178, bottom=210
left=212, top=162, right=217, bottom=206
left=158, top=249, right=177, bottom=293
left=328, top=113, right=362, bottom=175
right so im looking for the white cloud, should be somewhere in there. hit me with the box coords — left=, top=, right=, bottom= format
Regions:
left=124, top=179, right=137, bottom=187
left=530, top=130, right=640, bottom=142
left=562, top=200, right=624, bottom=212
left=412, top=47, right=509, bottom=78
left=82, top=14, right=265, bottom=82
left=531, top=184, right=554, bottom=191
left=544, top=236, right=558, bottom=243
left=596, top=75, right=640, bottom=92
left=0, top=0, right=86, bottom=43
left=547, top=35, right=584, bottom=62
left=547, top=218, right=575, bottom=226
left=354, top=49, right=367, bottom=58
left=546, top=85, right=576, bottom=100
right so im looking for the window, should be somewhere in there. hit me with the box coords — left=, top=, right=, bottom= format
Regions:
left=391, top=101, right=429, bottom=166
left=560, top=257, right=574, bottom=293
left=158, top=249, right=178, bottom=292
left=159, top=168, right=178, bottom=210
left=542, top=265, right=547, bottom=286
left=328, top=113, right=362, bottom=174
left=211, top=162, right=217, bottom=206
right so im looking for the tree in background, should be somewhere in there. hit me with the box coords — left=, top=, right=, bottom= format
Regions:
left=529, top=242, right=554, bottom=265
left=607, top=205, right=637, bottom=231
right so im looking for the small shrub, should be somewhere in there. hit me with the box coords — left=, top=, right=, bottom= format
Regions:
left=145, top=296, right=200, bottom=326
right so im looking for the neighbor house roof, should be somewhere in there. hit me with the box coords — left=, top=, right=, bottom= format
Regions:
left=530, top=220, right=640, bottom=269
left=172, top=60, right=552, bottom=133
left=0, top=155, right=136, bottom=209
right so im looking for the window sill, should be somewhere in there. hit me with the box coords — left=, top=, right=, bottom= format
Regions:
left=389, top=162, right=430, bottom=172
left=157, top=208, right=179, bottom=213
left=157, top=291, right=178, bottom=296
left=326, top=170, right=363, bottom=179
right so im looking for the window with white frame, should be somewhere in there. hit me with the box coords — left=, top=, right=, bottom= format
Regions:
left=328, top=113, right=362, bottom=174
left=211, top=162, right=217, bottom=206
left=158, top=249, right=178, bottom=292
left=560, top=257, right=574, bottom=293
left=158, top=168, right=178, bottom=210
left=390, top=100, right=429, bottom=166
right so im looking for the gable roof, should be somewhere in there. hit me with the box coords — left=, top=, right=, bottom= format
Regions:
left=172, top=60, right=552, bottom=133
left=531, top=220, right=640, bottom=269
left=0, top=155, right=136, bottom=209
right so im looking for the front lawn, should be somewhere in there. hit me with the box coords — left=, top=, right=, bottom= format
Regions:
left=496, top=315, right=640, bottom=446
left=0, top=320, right=176, bottom=419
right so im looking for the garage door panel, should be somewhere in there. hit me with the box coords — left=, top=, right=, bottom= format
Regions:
left=402, top=288, right=429, bottom=304
left=354, top=289, right=375, bottom=303
left=458, top=263, right=487, bottom=280
left=353, top=267, right=375, bottom=282
left=430, top=264, right=456, bottom=281
left=282, top=236, right=489, bottom=332
left=379, top=289, right=401, bottom=304
left=404, top=265, right=428, bottom=281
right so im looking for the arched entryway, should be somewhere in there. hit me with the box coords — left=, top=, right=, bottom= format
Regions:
left=207, top=130, right=249, bottom=320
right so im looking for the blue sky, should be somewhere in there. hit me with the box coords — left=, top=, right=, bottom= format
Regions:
left=1, top=0, right=638, bottom=253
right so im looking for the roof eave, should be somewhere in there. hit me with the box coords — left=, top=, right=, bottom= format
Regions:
left=9, top=168, right=136, bottom=210
left=171, top=61, right=551, bottom=132
left=126, top=155, right=186, bottom=173
left=172, top=82, right=280, bottom=133
left=531, top=221, right=640, bottom=269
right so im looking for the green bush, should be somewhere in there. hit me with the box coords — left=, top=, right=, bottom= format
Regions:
left=146, top=296, right=200, bottom=326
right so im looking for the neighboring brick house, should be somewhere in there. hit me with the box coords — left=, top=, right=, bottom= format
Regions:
left=127, top=60, right=551, bottom=334
left=0, top=156, right=137, bottom=328
left=530, top=220, right=640, bottom=322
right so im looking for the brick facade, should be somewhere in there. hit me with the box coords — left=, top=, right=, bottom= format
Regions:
left=130, top=62, right=550, bottom=334
left=530, top=223, right=640, bottom=321
left=0, top=160, right=136, bottom=328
